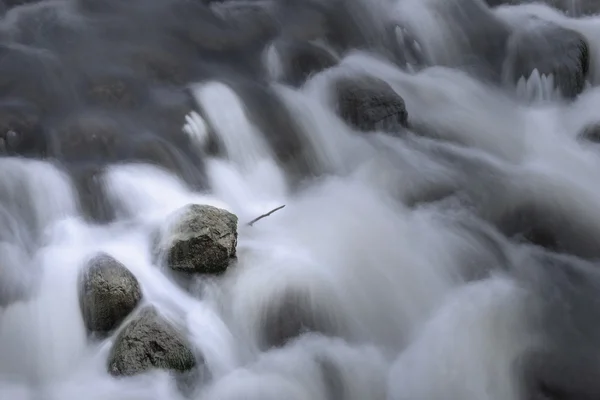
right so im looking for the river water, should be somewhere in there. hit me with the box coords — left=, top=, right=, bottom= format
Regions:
left=0, top=0, right=600, bottom=399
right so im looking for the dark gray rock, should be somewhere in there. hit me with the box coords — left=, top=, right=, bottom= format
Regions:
left=79, top=253, right=142, bottom=333
left=107, top=306, right=197, bottom=376
left=0, top=98, right=45, bottom=158
left=503, top=20, right=589, bottom=99
left=271, top=39, right=338, bottom=87
left=156, top=204, right=238, bottom=275
left=334, top=76, right=408, bottom=133
left=579, top=124, right=600, bottom=143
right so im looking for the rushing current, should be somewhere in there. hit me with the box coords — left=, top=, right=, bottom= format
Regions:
left=2, top=0, right=600, bottom=398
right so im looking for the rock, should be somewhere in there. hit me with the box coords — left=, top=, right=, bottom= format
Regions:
left=388, top=24, right=425, bottom=71
left=0, top=43, right=76, bottom=113
left=260, top=288, right=339, bottom=349
left=209, top=0, right=279, bottom=49
left=334, top=76, right=408, bottom=133
left=503, top=20, right=589, bottom=99
left=127, top=43, right=193, bottom=85
left=269, top=39, right=338, bottom=87
left=79, top=253, right=142, bottom=333
left=0, top=242, right=35, bottom=307
left=84, top=71, right=145, bottom=109
left=70, top=163, right=116, bottom=223
left=0, top=98, right=46, bottom=157
left=156, top=204, right=238, bottom=275
left=51, top=110, right=128, bottom=163
left=485, top=0, right=600, bottom=16
left=107, top=306, right=197, bottom=376
left=579, top=124, right=600, bottom=143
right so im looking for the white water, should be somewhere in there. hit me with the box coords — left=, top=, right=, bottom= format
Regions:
left=2, top=0, right=600, bottom=399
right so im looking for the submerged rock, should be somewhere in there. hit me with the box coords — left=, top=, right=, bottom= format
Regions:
left=334, top=76, right=408, bottom=133
left=504, top=20, right=589, bottom=99
left=260, top=288, right=339, bottom=349
left=269, top=39, right=338, bottom=87
left=84, top=71, right=146, bottom=109
left=486, top=0, right=600, bottom=17
left=0, top=98, right=45, bottom=157
left=579, top=124, right=600, bottom=144
left=108, top=306, right=197, bottom=376
left=155, top=204, right=238, bottom=275
left=79, top=253, right=142, bottom=334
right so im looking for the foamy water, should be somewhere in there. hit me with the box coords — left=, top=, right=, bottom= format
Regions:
left=1, top=0, right=600, bottom=399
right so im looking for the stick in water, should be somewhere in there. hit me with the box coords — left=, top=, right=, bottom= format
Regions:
left=247, top=205, right=286, bottom=226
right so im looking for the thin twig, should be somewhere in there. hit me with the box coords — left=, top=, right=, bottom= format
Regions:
left=247, top=205, right=286, bottom=226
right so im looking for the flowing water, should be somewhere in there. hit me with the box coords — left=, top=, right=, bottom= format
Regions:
left=1, top=0, right=600, bottom=399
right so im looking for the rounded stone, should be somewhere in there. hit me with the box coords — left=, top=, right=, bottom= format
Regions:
left=79, top=253, right=142, bottom=333
left=107, top=306, right=197, bottom=377
left=156, top=204, right=238, bottom=275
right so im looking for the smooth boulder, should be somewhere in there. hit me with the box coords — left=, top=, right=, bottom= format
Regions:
left=79, top=253, right=142, bottom=333
left=107, top=306, right=197, bottom=376
left=155, top=204, right=238, bottom=275
left=334, top=76, right=408, bottom=133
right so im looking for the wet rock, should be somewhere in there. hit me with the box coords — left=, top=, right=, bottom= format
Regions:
left=209, top=0, right=279, bottom=49
left=486, top=0, right=600, bottom=16
left=79, top=253, right=142, bottom=333
left=108, top=306, right=197, bottom=376
left=274, top=0, right=328, bottom=43
left=388, top=24, right=425, bottom=71
left=0, top=242, right=35, bottom=307
left=260, top=288, right=338, bottom=349
left=503, top=20, right=589, bottom=99
left=70, top=163, right=116, bottom=223
left=269, top=39, right=338, bottom=87
left=334, top=76, right=408, bottom=133
left=579, top=124, right=600, bottom=143
left=127, top=44, right=193, bottom=85
left=2, top=0, right=45, bottom=13
left=84, top=72, right=145, bottom=109
left=0, top=43, right=76, bottom=113
left=0, top=98, right=45, bottom=157
left=155, top=204, right=238, bottom=275
left=131, top=137, right=183, bottom=173
left=51, top=110, right=129, bottom=163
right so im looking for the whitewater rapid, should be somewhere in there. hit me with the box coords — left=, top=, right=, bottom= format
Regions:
left=1, top=0, right=600, bottom=399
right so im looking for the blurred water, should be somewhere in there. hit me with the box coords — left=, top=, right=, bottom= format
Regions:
left=1, top=0, right=600, bottom=399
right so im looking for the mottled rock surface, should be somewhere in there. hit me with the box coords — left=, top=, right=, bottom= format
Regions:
left=79, top=252, right=142, bottom=333
left=156, top=204, right=238, bottom=275
left=108, top=306, right=197, bottom=376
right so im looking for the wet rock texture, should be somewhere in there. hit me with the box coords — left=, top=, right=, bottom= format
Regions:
left=79, top=252, right=142, bottom=333
left=107, top=306, right=197, bottom=376
left=335, top=76, right=408, bottom=133
left=155, top=204, right=238, bottom=275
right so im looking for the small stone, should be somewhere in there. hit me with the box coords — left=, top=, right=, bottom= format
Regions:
left=156, top=204, right=238, bottom=275
left=79, top=253, right=142, bottom=333
left=107, top=306, right=197, bottom=377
